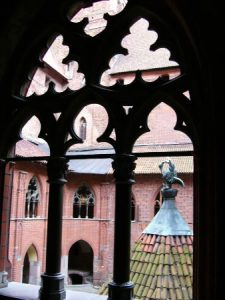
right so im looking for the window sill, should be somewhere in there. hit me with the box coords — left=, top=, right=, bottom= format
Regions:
left=0, top=282, right=107, bottom=300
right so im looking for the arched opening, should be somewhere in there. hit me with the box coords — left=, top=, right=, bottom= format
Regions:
left=22, top=252, right=30, bottom=283
left=154, top=191, right=163, bottom=216
left=154, top=199, right=160, bottom=215
left=68, top=240, right=93, bottom=285
left=22, top=245, right=39, bottom=284
left=69, top=273, right=83, bottom=284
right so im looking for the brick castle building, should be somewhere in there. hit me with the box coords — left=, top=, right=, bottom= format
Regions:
left=3, top=0, right=193, bottom=287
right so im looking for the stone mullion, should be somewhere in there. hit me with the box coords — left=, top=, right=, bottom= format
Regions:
left=26, top=201, right=30, bottom=218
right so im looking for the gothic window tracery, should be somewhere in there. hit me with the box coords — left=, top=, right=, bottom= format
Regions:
left=69, top=0, right=128, bottom=37
left=22, top=34, right=85, bottom=97
left=25, top=177, right=40, bottom=218
left=73, top=185, right=95, bottom=219
left=4, top=1, right=198, bottom=299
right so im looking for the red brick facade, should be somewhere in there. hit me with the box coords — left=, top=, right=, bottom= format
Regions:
left=6, top=156, right=193, bottom=285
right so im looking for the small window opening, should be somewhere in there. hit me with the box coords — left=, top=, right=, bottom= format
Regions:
left=68, top=240, right=94, bottom=285
left=22, top=244, right=38, bottom=284
left=79, top=117, right=87, bottom=141
left=69, top=273, right=83, bottom=284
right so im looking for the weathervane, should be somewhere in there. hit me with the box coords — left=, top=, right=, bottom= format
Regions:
left=159, top=159, right=184, bottom=189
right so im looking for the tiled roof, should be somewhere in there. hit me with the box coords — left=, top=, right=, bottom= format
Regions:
left=68, top=144, right=193, bottom=175
left=99, top=180, right=193, bottom=299
left=133, top=144, right=193, bottom=153
left=68, top=155, right=192, bottom=175
left=16, top=140, right=48, bottom=157
left=130, top=234, right=193, bottom=300
left=99, top=233, right=193, bottom=300
left=15, top=141, right=193, bottom=175
left=127, top=156, right=192, bottom=175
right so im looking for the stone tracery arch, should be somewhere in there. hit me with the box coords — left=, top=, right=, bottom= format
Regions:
left=0, top=1, right=205, bottom=300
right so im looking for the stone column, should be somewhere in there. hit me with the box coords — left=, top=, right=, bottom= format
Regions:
left=39, top=157, right=68, bottom=300
left=108, top=154, right=136, bottom=300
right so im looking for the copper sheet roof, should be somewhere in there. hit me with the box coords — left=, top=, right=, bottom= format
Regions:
left=143, top=199, right=193, bottom=236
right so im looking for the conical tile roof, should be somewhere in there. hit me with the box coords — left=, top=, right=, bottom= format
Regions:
left=130, top=234, right=193, bottom=299
left=99, top=160, right=193, bottom=300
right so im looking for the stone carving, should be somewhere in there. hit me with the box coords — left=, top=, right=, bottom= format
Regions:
left=70, top=0, right=127, bottom=37
left=25, top=35, right=85, bottom=96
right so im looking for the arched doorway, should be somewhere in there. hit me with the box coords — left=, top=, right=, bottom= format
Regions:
left=22, top=252, right=30, bottom=283
left=68, top=240, right=93, bottom=285
left=22, top=245, right=40, bottom=284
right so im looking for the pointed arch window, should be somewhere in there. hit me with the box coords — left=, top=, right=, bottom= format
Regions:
left=154, top=191, right=163, bottom=216
left=73, top=185, right=95, bottom=219
left=25, top=176, right=40, bottom=218
left=79, top=117, right=87, bottom=141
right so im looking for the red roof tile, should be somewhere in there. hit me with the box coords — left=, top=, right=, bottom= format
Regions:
left=99, top=233, right=193, bottom=299
left=16, top=140, right=48, bottom=158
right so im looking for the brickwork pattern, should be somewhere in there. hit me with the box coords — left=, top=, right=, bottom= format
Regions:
left=6, top=160, right=193, bottom=284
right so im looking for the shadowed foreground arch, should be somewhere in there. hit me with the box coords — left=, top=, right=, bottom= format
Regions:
left=0, top=1, right=224, bottom=300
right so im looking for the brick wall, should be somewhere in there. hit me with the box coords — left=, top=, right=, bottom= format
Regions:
left=8, top=162, right=48, bottom=282
left=6, top=160, right=193, bottom=285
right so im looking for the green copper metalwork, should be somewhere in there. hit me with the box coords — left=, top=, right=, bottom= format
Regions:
left=159, top=159, right=184, bottom=189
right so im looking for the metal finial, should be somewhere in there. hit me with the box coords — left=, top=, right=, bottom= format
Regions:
left=159, top=159, right=184, bottom=189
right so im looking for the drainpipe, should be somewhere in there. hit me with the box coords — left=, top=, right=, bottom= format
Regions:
left=0, top=159, right=7, bottom=287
